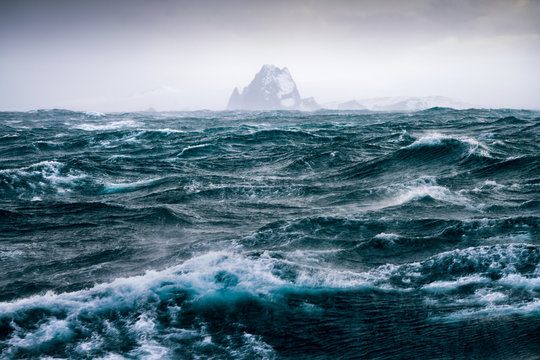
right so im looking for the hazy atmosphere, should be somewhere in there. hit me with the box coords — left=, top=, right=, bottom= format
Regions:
left=2, top=2, right=540, bottom=359
left=1, top=0, right=539, bottom=111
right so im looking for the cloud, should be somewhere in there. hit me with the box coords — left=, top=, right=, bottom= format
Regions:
left=0, top=0, right=539, bottom=110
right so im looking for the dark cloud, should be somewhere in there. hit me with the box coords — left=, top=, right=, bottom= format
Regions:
left=2, top=0, right=539, bottom=40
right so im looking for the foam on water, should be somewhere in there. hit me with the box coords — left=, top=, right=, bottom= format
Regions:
left=75, top=120, right=140, bottom=131
left=177, top=143, right=211, bottom=157
left=421, top=275, right=490, bottom=293
left=84, top=111, right=106, bottom=118
left=2, top=242, right=537, bottom=316
left=139, top=128, right=185, bottom=134
left=373, top=176, right=477, bottom=210
left=2, top=251, right=373, bottom=357
left=0, top=161, right=87, bottom=198
left=101, top=178, right=162, bottom=194
left=440, top=298, right=540, bottom=321
left=1, top=242, right=539, bottom=357
left=406, top=132, right=491, bottom=158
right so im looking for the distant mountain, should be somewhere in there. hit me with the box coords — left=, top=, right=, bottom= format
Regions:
left=300, top=97, right=321, bottom=111
left=329, top=96, right=478, bottom=111
left=227, top=65, right=319, bottom=110
left=227, top=66, right=477, bottom=112
left=337, top=100, right=366, bottom=110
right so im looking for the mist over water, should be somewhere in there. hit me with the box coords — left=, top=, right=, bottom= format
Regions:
left=0, top=108, right=539, bottom=359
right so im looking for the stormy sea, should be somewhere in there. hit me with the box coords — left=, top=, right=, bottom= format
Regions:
left=0, top=108, right=539, bottom=359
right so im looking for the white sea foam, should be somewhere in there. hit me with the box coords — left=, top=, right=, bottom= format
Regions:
left=8, top=318, right=74, bottom=348
left=105, top=154, right=132, bottom=162
left=228, top=332, right=276, bottom=359
left=0, top=251, right=392, bottom=318
left=84, top=111, right=106, bottom=118
left=440, top=299, right=540, bottom=321
left=485, top=233, right=532, bottom=244
left=472, top=289, right=507, bottom=304
left=139, top=128, right=185, bottom=134
left=0, top=250, right=24, bottom=259
left=101, top=178, right=161, bottom=194
left=406, top=132, right=448, bottom=148
left=1, top=244, right=538, bottom=351
left=374, top=233, right=400, bottom=241
left=370, top=232, right=400, bottom=247
left=422, top=275, right=489, bottom=293
left=177, top=144, right=210, bottom=157
left=406, top=132, right=491, bottom=157
left=75, top=120, right=140, bottom=131
left=478, top=132, right=495, bottom=139
left=498, top=273, right=540, bottom=291
left=372, top=176, right=477, bottom=210
left=0, top=161, right=86, bottom=195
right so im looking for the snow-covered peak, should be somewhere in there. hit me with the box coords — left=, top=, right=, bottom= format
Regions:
left=227, top=65, right=302, bottom=110
left=252, top=65, right=297, bottom=99
left=260, top=64, right=280, bottom=72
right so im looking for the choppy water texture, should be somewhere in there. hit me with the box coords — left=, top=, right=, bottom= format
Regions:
left=0, top=108, right=539, bottom=359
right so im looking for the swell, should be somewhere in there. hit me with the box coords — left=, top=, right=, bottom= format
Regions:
left=0, top=108, right=539, bottom=358
left=1, top=202, right=192, bottom=234
left=1, top=243, right=539, bottom=358
left=239, top=215, right=539, bottom=266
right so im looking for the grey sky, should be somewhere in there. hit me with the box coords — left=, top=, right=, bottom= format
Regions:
left=1, top=0, right=539, bottom=111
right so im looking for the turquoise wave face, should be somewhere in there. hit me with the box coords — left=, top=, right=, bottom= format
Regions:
left=0, top=108, right=539, bottom=359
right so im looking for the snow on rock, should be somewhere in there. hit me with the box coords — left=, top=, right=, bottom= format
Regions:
left=227, top=65, right=303, bottom=110
left=226, top=65, right=475, bottom=112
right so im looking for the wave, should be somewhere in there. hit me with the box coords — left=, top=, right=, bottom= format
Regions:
left=1, top=107, right=539, bottom=357
left=493, top=116, right=530, bottom=124
left=403, top=132, right=491, bottom=159
left=0, top=161, right=88, bottom=199
left=471, top=154, right=539, bottom=179
left=74, top=120, right=141, bottom=131
left=101, top=178, right=163, bottom=194
left=83, top=111, right=105, bottom=118
left=325, top=176, right=481, bottom=212
left=224, top=128, right=330, bottom=145
left=1, top=244, right=538, bottom=354
left=371, top=176, right=477, bottom=210
left=26, top=109, right=81, bottom=116
left=0, top=134, right=19, bottom=141
left=239, top=215, right=538, bottom=256
left=0, top=251, right=352, bottom=358
left=47, top=202, right=194, bottom=226
left=139, top=127, right=185, bottom=134
left=177, top=143, right=213, bottom=157
left=340, top=133, right=496, bottom=182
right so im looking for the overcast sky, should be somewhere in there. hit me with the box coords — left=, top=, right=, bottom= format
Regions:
left=1, top=0, right=539, bottom=111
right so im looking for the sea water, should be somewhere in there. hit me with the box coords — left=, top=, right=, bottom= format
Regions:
left=0, top=108, right=539, bottom=359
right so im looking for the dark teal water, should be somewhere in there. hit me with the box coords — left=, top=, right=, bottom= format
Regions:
left=0, top=108, right=539, bottom=359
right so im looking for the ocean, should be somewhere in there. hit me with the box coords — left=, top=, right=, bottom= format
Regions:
left=0, top=108, right=539, bottom=359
